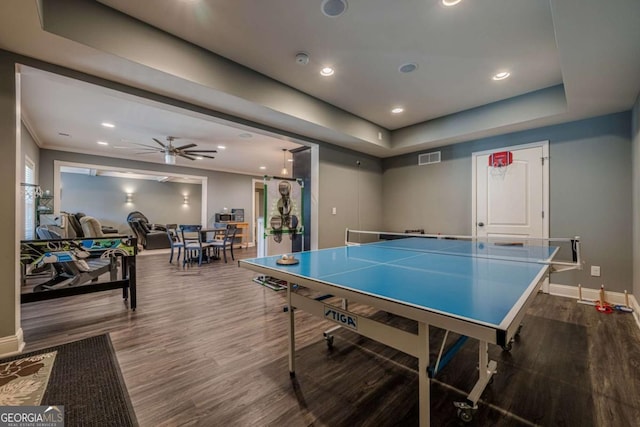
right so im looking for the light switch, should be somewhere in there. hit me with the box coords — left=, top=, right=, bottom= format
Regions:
left=590, top=266, right=601, bottom=277
left=332, top=207, right=337, bottom=215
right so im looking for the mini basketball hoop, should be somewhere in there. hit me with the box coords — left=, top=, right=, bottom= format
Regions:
left=489, top=151, right=513, bottom=179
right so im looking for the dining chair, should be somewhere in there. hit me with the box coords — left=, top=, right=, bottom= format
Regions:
left=179, top=224, right=213, bottom=267
left=165, top=224, right=184, bottom=264
left=210, top=224, right=238, bottom=263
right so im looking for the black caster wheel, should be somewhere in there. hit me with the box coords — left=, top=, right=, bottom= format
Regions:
left=501, top=341, right=513, bottom=352
left=453, top=401, right=475, bottom=423
left=457, top=407, right=473, bottom=423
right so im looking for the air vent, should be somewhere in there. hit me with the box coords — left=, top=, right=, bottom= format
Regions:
left=418, top=151, right=441, bottom=166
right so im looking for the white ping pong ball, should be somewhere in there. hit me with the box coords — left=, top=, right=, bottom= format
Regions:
left=282, top=254, right=289, bottom=260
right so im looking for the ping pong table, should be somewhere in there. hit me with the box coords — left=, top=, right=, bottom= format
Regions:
left=239, top=231, right=581, bottom=426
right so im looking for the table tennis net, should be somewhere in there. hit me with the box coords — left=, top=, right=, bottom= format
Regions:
left=345, top=229, right=581, bottom=268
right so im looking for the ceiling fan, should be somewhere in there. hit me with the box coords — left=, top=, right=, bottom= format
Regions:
left=134, top=136, right=217, bottom=165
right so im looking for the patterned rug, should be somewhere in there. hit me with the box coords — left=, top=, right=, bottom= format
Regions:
left=0, top=351, right=57, bottom=405
left=0, top=334, right=137, bottom=426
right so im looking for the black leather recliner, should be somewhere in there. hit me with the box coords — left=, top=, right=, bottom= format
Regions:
left=126, top=212, right=170, bottom=250
left=126, top=212, right=166, bottom=231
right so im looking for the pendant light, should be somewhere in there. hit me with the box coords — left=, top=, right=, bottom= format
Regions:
left=281, top=149, right=288, bottom=176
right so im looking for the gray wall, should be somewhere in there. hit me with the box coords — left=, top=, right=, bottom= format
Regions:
left=383, top=112, right=632, bottom=293
left=21, top=122, right=39, bottom=183
left=39, top=149, right=260, bottom=242
left=319, top=144, right=383, bottom=248
left=20, top=122, right=40, bottom=239
left=633, top=95, right=640, bottom=300
left=0, top=51, right=18, bottom=341
left=61, top=173, right=201, bottom=233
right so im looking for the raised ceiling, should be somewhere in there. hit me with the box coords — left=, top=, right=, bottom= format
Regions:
left=97, top=0, right=562, bottom=130
left=1, top=0, right=639, bottom=160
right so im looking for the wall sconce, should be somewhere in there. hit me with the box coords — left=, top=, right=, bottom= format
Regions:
left=183, top=195, right=189, bottom=205
left=126, top=193, right=133, bottom=203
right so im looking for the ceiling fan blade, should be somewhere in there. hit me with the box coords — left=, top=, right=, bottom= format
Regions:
left=200, top=155, right=216, bottom=159
left=130, top=142, right=162, bottom=150
left=183, top=150, right=217, bottom=153
left=152, top=138, right=167, bottom=148
left=179, top=153, right=196, bottom=161
left=175, top=143, right=197, bottom=150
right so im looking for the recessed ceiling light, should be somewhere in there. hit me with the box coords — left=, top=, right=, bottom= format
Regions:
left=238, top=133, right=253, bottom=139
left=320, top=67, right=335, bottom=77
left=399, top=63, right=418, bottom=73
left=217, top=145, right=226, bottom=150
left=287, top=158, right=294, bottom=162
left=195, top=156, right=203, bottom=160
left=97, top=141, right=109, bottom=145
left=101, top=122, right=115, bottom=128
left=321, top=0, right=348, bottom=17
left=259, top=166, right=266, bottom=170
left=492, top=71, right=511, bottom=81
left=442, top=0, right=462, bottom=6
left=391, top=107, right=404, bottom=114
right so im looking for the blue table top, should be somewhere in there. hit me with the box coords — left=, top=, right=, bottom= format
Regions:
left=242, top=238, right=557, bottom=329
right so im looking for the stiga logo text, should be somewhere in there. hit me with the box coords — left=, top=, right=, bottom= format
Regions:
left=324, top=306, right=358, bottom=330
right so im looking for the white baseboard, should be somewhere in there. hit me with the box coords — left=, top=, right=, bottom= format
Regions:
left=548, top=283, right=640, bottom=330
left=0, top=328, right=25, bottom=358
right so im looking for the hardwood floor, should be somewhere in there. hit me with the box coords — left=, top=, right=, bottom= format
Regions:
left=20, top=249, right=640, bottom=426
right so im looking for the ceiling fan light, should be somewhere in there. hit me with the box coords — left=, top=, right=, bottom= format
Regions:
left=165, top=152, right=176, bottom=165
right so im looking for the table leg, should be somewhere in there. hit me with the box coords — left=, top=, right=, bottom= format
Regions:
left=288, top=282, right=296, bottom=376
left=455, top=340, right=496, bottom=422
left=418, top=322, right=430, bottom=427
left=128, top=256, right=137, bottom=311
left=478, top=341, right=489, bottom=383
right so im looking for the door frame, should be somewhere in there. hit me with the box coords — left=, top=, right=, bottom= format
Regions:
left=471, top=140, right=550, bottom=240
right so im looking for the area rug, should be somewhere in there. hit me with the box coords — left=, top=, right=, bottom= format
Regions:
left=0, top=334, right=137, bottom=426
left=0, top=350, right=57, bottom=405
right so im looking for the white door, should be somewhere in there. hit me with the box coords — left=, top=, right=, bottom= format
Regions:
left=473, top=142, right=548, bottom=240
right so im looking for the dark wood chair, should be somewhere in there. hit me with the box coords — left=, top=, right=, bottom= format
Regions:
left=179, top=224, right=213, bottom=267
left=165, top=224, right=184, bottom=264
left=210, top=224, right=238, bottom=263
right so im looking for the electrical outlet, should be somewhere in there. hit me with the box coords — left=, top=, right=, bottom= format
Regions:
left=590, top=266, right=601, bottom=277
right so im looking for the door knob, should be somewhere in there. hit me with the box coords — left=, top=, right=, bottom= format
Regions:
left=477, top=222, right=484, bottom=227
